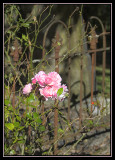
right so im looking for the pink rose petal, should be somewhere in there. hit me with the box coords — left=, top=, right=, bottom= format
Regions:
left=23, top=83, right=32, bottom=95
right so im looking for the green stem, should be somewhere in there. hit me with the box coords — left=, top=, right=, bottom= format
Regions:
left=63, top=133, right=86, bottom=155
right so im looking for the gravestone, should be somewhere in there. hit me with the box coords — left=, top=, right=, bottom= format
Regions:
left=44, top=15, right=94, bottom=105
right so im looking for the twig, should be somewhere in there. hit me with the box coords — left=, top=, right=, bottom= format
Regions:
left=63, top=133, right=86, bottom=155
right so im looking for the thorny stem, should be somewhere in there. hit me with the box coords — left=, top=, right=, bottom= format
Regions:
left=68, top=7, right=79, bottom=29
left=39, top=5, right=53, bottom=29
left=63, top=133, right=86, bottom=155
left=48, top=112, right=103, bottom=155
left=47, top=117, right=80, bottom=155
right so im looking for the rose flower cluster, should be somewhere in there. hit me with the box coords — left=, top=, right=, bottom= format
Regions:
left=23, top=71, right=68, bottom=101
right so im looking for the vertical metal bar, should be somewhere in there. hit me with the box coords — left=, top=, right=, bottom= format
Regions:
left=91, top=53, right=95, bottom=114
left=79, top=18, right=84, bottom=127
left=68, top=56, right=71, bottom=123
left=12, top=76, right=16, bottom=122
left=53, top=32, right=60, bottom=155
left=90, top=27, right=97, bottom=116
left=79, top=15, right=83, bottom=129
left=54, top=99, right=58, bottom=155
left=12, top=76, right=15, bottom=112
left=89, top=16, right=107, bottom=112
left=41, top=101, right=45, bottom=125
left=94, top=50, right=96, bottom=91
left=42, top=40, right=46, bottom=125
left=102, top=27, right=106, bottom=98
left=79, top=53, right=83, bottom=128
left=102, top=27, right=106, bottom=110
left=67, top=29, right=71, bottom=123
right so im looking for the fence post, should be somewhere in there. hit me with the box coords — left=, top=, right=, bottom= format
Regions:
left=90, top=27, right=98, bottom=115
left=89, top=16, right=108, bottom=111
left=68, top=55, right=71, bottom=123
left=52, top=32, right=62, bottom=155
left=10, top=39, right=22, bottom=120
left=41, top=37, right=46, bottom=125
left=79, top=48, right=83, bottom=129
left=102, top=26, right=106, bottom=99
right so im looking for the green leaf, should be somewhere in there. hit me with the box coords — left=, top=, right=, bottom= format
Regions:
left=58, top=128, right=64, bottom=133
left=27, top=93, right=35, bottom=103
left=39, top=45, right=43, bottom=50
left=26, top=113, right=32, bottom=120
left=5, top=85, right=9, bottom=90
left=10, top=149, right=16, bottom=155
left=17, top=140, right=25, bottom=144
left=22, top=34, right=26, bottom=40
left=65, top=93, right=69, bottom=97
left=39, top=125, right=45, bottom=132
left=22, top=34, right=28, bottom=41
left=13, top=138, right=18, bottom=144
left=7, top=106, right=13, bottom=111
left=5, top=74, right=7, bottom=79
left=14, top=122, right=20, bottom=128
left=6, top=30, right=12, bottom=34
left=19, top=18, right=24, bottom=23
left=22, top=23, right=30, bottom=28
left=9, top=77, right=14, bottom=83
left=16, top=36, right=23, bottom=43
left=17, top=126, right=25, bottom=131
left=58, top=110, right=63, bottom=115
left=36, top=118, right=42, bottom=124
left=57, top=88, right=63, bottom=96
left=16, top=116, right=21, bottom=121
left=88, top=120, right=93, bottom=125
left=5, top=123, right=14, bottom=130
left=33, top=112, right=38, bottom=119
left=5, top=99, right=10, bottom=106
left=24, top=42, right=28, bottom=46
left=29, top=105, right=36, bottom=108
left=57, top=41, right=61, bottom=46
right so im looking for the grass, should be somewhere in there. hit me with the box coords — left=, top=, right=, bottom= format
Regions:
left=96, top=66, right=110, bottom=74
left=96, top=66, right=110, bottom=97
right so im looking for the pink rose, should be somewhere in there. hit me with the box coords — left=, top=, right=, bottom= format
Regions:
left=39, top=84, right=61, bottom=101
left=39, top=84, right=68, bottom=101
left=23, top=83, right=32, bottom=95
left=44, top=76, right=52, bottom=85
left=61, top=84, right=68, bottom=92
left=34, top=71, right=47, bottom=87
left=46, top=72, right=62, bottom=86
left=31, top=78, right=36, bottom=84
left=25, top=71, right=68, bottom=101
left=39, top=86, right=53, bottom=101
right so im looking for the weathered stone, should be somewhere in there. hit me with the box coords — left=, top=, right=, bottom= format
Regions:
left=44, top=15, right=93, bottom=104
